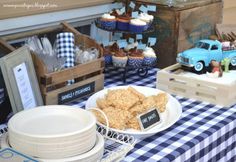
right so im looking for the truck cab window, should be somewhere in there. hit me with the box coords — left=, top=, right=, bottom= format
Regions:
left=211, top=45, right=218, bottom=50
left=196, top=42, right=209, bottom=50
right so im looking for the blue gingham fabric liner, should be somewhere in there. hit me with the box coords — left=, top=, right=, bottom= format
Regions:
left=1, top=67, right=235, bottom=161
left=56, top=32, right=75, bottom=84
left=70, top=67, right=236, bottom=162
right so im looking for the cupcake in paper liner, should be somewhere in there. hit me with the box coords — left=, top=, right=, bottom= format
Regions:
left=117, top=14, right=131, bottom=31
left=124, top=42, right=138, bottom=52
left=102, top=45, right=113, bottom=65
left=109, top=42, right=119, bottom=55
left=110, top=9, right=123, bottom=17
left=128, top=47, right=144, bottom=68
left=138, top=12, right=154, bottom=28
left=143, top=47, right=157, bottom=66
left=112, top=49, right=128, bottom=67
left=99, top=13, right=116, bottom=30
left=129, top=19, right=148, bottom=33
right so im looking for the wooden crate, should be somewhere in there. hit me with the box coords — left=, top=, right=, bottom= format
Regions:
left=136, top=0, right=223, bottom=68
left=216, top=24, right=236, bottom=41
left=157, top=63, right=236, bottom=107
left=0, top=22, right=104, bottom=105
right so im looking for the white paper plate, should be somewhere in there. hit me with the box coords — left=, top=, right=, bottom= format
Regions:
left=85, top=86, right=182, bottom=139
left=0, top=133, right=104, bottom=162
left=8, top=105, right=97, bottom=158
left=8, top=105, right=96, bottom=138
left=9, top=133, right=96, bottom=156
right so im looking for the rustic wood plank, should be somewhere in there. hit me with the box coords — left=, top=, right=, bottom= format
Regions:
left=224, top=0, right=236, bottom=9
left=43, top=59, right=104, bottom=86
left=1, top=25, right=63, bottom=41
left=0, top=39, right=15, bottom=53
left=223, top=7, right=236, bottom=24
left=136, top=0, right=221, bottom=10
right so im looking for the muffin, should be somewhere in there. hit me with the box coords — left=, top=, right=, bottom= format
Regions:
left=143, top=47, right=157, bottom=66
left=117, top=14, right=131, bottom=31
left=99, top=13, right=116, bottom=30
left=112, top=49, right=128, bottom=67
left=129, top=19, right=148, bottom=33
left=138, top=12, right=154, bottom=28
left=128, top=47, right=144, bottom=68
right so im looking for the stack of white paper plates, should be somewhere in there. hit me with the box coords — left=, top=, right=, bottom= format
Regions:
left=8, top=105, right=97, bottom=159
left=0, top=133, right=104, bottom=162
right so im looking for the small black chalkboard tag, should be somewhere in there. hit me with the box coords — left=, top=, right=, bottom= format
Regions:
left=58, top=82, right=95, bottom=104
left=138, top=108, right=161, bottom=131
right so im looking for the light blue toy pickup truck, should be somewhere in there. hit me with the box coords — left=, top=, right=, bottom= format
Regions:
left=176, top=39, right=236, bottom=73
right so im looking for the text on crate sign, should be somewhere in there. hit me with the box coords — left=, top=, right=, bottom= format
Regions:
left=58, top=82, right=95, bottom=104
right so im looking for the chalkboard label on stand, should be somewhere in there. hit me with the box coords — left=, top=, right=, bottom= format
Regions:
left=138, top=108, right=161, bottom=130
left=58, top=82, right=95, bottom=104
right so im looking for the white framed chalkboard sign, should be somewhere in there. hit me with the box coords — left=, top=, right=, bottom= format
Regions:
left=0, top=46, right=43, bottom=114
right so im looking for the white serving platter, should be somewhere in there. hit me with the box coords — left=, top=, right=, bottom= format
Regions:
left=85, top=86, right=182, bottom=139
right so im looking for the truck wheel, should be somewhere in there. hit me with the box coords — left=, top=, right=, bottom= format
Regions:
left=230, top=57, right=236, bottom=70
left=230, top=57, right=236, bottom=66
left=193, top=61, right=205, bottom=73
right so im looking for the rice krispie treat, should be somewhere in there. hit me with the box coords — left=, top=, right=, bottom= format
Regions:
left=96, top=98, right=110, bottom=110
left=93, top=107, right=131, bottom=130
left=155, top=93, right=168, bottom=113
left=105, top=89, right=140, bottom=110
left=142, top=96, right=158, bottom=109
left=127, top=87, right=145, bottom=102
left=127, top=116, right=140, bottom=130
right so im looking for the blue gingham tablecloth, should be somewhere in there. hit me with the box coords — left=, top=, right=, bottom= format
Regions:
left=70, top=67, right=236, bottom=162
left=1, top=67, right=235, bottom=162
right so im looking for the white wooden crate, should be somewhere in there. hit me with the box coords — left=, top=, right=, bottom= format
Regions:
left=157, top=63, right=236, bottom=107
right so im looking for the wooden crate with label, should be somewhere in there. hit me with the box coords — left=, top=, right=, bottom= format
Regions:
left=136, top=0, right=223, bottom=68
left=0, top=22, right=104, bottom=105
